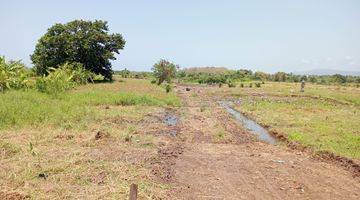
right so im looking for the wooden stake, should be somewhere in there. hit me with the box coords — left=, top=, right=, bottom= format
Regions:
left=129, top=183, right=138, bottom=200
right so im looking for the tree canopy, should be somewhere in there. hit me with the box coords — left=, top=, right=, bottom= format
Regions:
left=31, top=20, right=125, bottom=80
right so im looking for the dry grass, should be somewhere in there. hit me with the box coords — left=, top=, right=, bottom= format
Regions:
left=0, top=78, right=179, bottom=199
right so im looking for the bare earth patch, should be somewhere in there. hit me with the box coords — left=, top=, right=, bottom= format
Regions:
left=163, top=85, right=360, bottom=200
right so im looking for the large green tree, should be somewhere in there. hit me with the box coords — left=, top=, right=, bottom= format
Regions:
left=31, top=20, right=125, bottom=80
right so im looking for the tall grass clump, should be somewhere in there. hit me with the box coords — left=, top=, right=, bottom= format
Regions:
left=0, top=56, right=31, bottom=92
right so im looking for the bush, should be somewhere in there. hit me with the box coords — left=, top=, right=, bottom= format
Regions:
left=227, top=80, right=236, bottom=87
left=239, top=83, right=244, bottom=88
left=255, top=82, right=261, bottom=87
left=150, top=79, right=157, bottom=84
left=0, top=56, right=30, bottom=92
left=152, top=59, right=177, bottom=85
left=36, top=62, right=96, bottom=95
left=165, top=84, right=172, bottom=93
left=249, top=83, right=253, bottom=88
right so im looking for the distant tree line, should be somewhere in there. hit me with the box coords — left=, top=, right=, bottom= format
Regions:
left=115, top=68, right=153, bottom=79
left=176, top=69, right=360, bottom=85
left=115, top=67, right=359, bottom=86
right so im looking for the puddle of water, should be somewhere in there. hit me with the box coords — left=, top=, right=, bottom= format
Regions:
left=161, top=112, right=179, bottom=137
left=164, top=113, right=178, bottom=126
left=219, top=101, right=278, bottom=145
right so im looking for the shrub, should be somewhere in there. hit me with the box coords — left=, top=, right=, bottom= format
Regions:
left=150, top=79, right=157, bottom=84
left=255, top=82, right=261, bottom=87
left=36, top=62, right=96, bottom=95
left=239, top=83, right=244, bottom=88
left=227, top=80, right=236, bottom=87
left=249, top=83, right=253, bottom=88
left=152, top=59, right=177, bottom=85
left=165, top=84, right=172, bottom=93
left=0, top=56, right=30, bottom=92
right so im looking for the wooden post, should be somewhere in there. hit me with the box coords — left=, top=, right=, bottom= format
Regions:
left=129, top=183, right=138, bottom=200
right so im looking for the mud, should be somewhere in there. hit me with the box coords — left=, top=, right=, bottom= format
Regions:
left=161, top=111, right=180, bottom=136
left=164, top=112, right=178, bottom=126
left=269, top=130, right=360, bottom=178
left=139, top=110, right=181, bottom=137
left=151, top=143, right=184, bottom=182
left=172, top=143, right=360, bottom=199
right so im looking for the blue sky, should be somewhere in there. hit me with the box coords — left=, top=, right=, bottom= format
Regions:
left=1, top=0, right=359, bottom=72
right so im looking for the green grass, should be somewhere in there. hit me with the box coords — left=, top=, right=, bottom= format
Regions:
left=0, top=78, right=176, bottom=199
left=0, top=78, right=180, bottom=130
left=231, top=82, right=360, bottom=106
left=229, top=82, right=360, bottom=159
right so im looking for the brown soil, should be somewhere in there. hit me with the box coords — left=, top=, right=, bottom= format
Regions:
left=161, top=85, right=360, bottom=200
left=0, top=191, right=30, bottom=200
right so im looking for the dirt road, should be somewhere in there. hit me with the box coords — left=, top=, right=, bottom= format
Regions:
left=165, top=85, right=359, bottom=199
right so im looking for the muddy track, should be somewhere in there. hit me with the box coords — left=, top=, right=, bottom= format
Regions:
left=161, top=85, right=360, bottom=200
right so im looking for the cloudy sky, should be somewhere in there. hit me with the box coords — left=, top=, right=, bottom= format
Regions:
left=0, top=0, right=359, bottom=72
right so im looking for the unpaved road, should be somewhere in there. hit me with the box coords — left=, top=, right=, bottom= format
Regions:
left=166, top=85, right=360, bottom=200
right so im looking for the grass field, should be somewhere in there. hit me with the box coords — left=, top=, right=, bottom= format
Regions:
left=0, top=78, right=180, bottom=130
left=0, top=77, right=179, bottom=199
left=1, top=78, right=359, bottom=198
left=213, top=82, right=360, bottom=160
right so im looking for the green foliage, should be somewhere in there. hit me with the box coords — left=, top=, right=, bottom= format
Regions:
left=198, top=74, right=226, bottom=84
left=274, top=72, right=287, bottom=82
left=255, top=82, right=261, bottom=87
left=177, top=67, right=359, bottom=86
left=249, top=83, right=253, bottom=88
left=331, top=74, right=346, bottom=83
left=0, top=56, right=30, bottom=92
left=0, top=89, right=179, bottom=130
left=239, top=83, right=244, bottom=88
left=118, top=68, right=130, bottom=78
left=240, top=95, right=360, bottom=159
left=152, top=59, right=177, bottom=85
left=115, top=70, right=153, bottom=79
left=35, top=62, right=96, bottom=95
left=227, top=80, right=236, bottom=87
left=165, top=84, right=172, bottom=93
left=31, top=20, right=125, bottom=80
left=254, top=71, right=270, bottom=81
